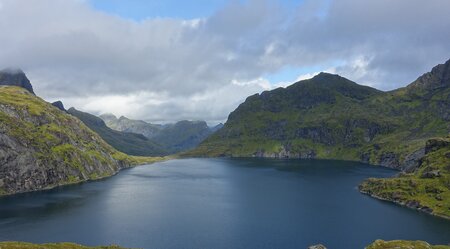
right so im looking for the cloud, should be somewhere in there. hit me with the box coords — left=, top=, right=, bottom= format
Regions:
left=0, top=0, right=449, bottom=123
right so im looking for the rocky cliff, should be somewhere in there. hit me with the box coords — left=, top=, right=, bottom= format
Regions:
left=0, top=68, right=34, bottom=94
left=188, top=59, right=450, bottom=171
left=0, top=86, right=143, bottom=196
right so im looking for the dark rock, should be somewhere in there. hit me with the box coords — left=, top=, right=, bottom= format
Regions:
left=360, top=152, right=371, bottom=163
left=0, top=68, right=34, bottom=94
left=405, top=200, right=420, bottom=209
left=421, top=169, right=441, bottom=179
left=407, top=59, right=450, bottom=92
left=401, top=148, right=425, bottom=172
left=379, top=152, right=400, bottom=169
left=425, top=138, right=450, bottom=154
left=51, top=101, right=66, bottom=112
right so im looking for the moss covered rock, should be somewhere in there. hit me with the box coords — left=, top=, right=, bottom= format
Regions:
left=0, top=86, right=158, bottom=196
left=0, top=241, right=130, bottom=249
left=366, top=239, right=450, bottom=249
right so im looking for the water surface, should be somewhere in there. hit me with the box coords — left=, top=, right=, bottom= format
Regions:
left=0, top=158, right=449, bottom=248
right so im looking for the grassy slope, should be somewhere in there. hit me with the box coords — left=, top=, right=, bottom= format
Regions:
left=0, top=242, right=129, bottom=249
left=366, top=240, right=450, bottom=249
left=360, top=137, right=450, bottom=218
left=68, top=108, right=167, bottom=156
left=189, top=73, right=448, bottom=168
left=0, top=86, right=163, bottom=196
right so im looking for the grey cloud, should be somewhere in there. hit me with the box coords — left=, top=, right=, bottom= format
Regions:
left=0, top=0, right=449, bottom=122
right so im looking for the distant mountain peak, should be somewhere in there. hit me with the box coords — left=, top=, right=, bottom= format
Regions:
left=0, top=68, right=35, bottom=94
left=408, top=58, right=450, bottom=91
left=51, top=101, right=66, bottom=112
left=314, top=72, right=341, bottom=78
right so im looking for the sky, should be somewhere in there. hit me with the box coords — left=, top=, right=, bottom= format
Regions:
left=0, top=0, right=449, bottom=124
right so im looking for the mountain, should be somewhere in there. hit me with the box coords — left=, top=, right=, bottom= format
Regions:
left=0, top=68, right=34, bottom=94
left=0, top=84, right=150, bottom=196
left=189, top=59, right=450, bottom=171
left=153, top=120, right=215, bottom=153
left=99, top=114, right=222, bottom=153
left=68, top=108, right=167, bottom=156
left=100, top=114, right=162, bottom=138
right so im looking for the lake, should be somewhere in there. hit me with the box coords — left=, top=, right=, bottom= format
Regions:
left=0, top=158, right=449, bottom=248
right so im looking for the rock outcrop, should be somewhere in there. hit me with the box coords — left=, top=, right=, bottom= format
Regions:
left=51, top=100, right=66, bottom=112
left=0, top=68, right=34, bottom=94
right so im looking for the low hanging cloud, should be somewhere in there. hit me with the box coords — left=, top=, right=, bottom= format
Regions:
left=0, top=0, right=449, bottom=123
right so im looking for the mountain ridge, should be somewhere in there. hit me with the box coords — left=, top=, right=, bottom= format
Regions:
left=188, top=60, right=449, bottom=171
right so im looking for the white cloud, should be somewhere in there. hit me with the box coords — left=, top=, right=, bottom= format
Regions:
left=1, top=0, right=449, bottom=123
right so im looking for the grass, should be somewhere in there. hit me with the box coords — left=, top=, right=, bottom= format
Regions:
left=0, top=242, right=132, bottom=249
left=366, top=239, right=450, bottom=249
left=0, top=86, right=167, bottom=196
left=360, top=137, right=450, bottom=218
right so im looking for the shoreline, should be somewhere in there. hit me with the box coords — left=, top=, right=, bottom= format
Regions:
left=0, top=156, right=170, bottom=198
left=359, top=190, right=450, bottom=221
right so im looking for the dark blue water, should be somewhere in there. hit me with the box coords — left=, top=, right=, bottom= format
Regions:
left=0, top=158, right=449, bottom=249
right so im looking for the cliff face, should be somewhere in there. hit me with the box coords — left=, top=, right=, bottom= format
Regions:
left=0, top=68, right=34, bottom=94
left=189, top=60, right=450, bottom=171
left=0, top=86, right=134, bottom=196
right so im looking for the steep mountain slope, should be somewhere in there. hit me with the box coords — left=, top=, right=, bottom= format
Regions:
left=0, top=86, right=145, bottom=196
left=99, top=114, right=221, bottom=153
left=68, top=108, right=167, bottom=156
left=190, top=59, right=450, bottom=171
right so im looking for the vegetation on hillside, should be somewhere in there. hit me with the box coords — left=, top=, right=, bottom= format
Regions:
left=0, top=242, right=130, bottom=249
left=188, top=60, right=449, bottom=171
left=360, top=137, right=450, bottom=218
left=0, top=86, right=162, bottom=196
left=68, top=108, right=167, bottom=156
left=100, top=114, right=221, bottom=154
left=366, top=239, right=450, bottom=249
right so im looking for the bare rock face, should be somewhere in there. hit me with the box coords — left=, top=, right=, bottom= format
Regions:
left=0, top=68, right=34, bottom=94
left=408, top=59, right=450, bottom=92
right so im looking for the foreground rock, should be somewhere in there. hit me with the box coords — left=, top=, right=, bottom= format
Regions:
left=366, top=239, right=450, bottom=249
left=308, top=245, right=327, bottom=249
left=0, top=241, right=129, bottom=249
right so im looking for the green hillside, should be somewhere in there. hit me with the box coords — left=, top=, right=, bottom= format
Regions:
left=0, top=86, right=158, bottom=196
left=360, top=136, right=450, bottom=218
left=189, top=60, right=450, bottom=170
left=0, top=242, right=129, bottom=249
left=99, top=114, right=220, bottom=154
left=68, top=108, right=168, bottom=156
